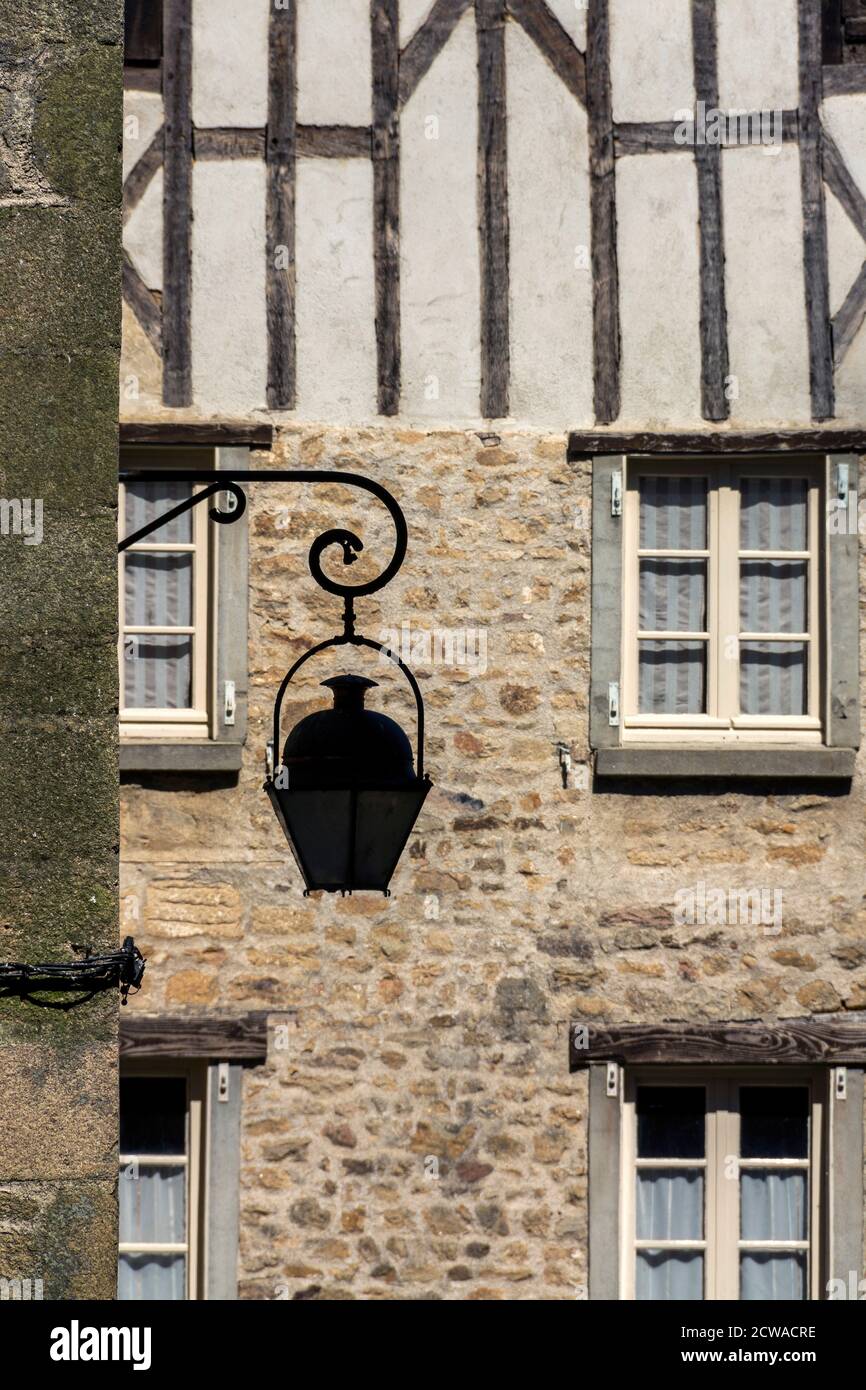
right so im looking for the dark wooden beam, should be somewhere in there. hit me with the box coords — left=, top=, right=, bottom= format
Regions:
left=266, top=0, right=297, bottom=410
left=822, top=127, right=866, bottom=241
left=692, top=0, right=730, bottom=423
left=587, top=0, right=621, bottom=425
left=195, top=127, right=265, bottom=159
left=120, top=1011, right=277, bottom=1061
left=120, top=422, right=274, bottom=446
left=399, top=0, right=473, bottom=109
left=833, top=258, right=866, bottom=364
left=571, top=1020, right=866, bottom=1068
left=614, top=111, right=799, bottom=156
left=822, top=63, right=866, bottom=95
left=193, top=125, right=371, bottom=161
left=298, top=124, right=372, bottom=158
left=372, top=0, right=401, bottom=417
left=477, top=0, right=510, bottom=419
left=122, top=252, right=162, bottom=356
left=798, top=0, right=835, bottom=419
left=506, top=0, right=586, bottom=106
left=123, top=125, right=164, bottom=224
left=613, top=121, right=683, bottom=155
left=162, top=0, right=193, bottom=406
left=567, top=427, right=866, bottom=455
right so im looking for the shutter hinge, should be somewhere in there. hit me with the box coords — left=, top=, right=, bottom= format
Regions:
left=218, top=1062, right=230, bottom=1103
left=223, top=679, right=236, bottom=726
left=608, top=681, right=620, bottom=726
left=611, top=470, right=623, bottom=517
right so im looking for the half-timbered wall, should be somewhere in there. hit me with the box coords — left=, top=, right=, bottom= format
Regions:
left=121, top=0, right=866, bottom=429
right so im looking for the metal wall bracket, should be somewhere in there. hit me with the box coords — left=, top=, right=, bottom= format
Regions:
left=611, top=470, right=623, bottom=517
left=835, top=1066, right=847, bottom=1101
left=218, top=1062, right=230, bottom=1103
left=223, top=679, right=236, bottom=726
left=608, top=682, right=620, bottom=726
left=606, top=1061, right=620, bottom=1098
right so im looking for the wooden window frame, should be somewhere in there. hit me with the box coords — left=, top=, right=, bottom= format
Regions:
left=621, top=457, right=825, bottom=746
left=620, top=1067, right=826, bottom=1302
left=119, top=448, right=217, bottom=742
left=118, top=1060, right=208, bottom=1302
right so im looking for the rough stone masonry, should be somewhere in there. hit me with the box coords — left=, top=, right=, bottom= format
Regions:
left=0, top=0, right=122, bottom=1299
left=121, top=424, right=866, bottom=1299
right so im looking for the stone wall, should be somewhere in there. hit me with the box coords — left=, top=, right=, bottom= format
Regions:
left=0, top=0, right=122, bottom=1301
left=120, top=425, right=866, bottom=1298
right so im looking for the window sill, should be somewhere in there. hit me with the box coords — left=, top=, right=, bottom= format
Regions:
left=119, top=742, right=244, bottom=773
left=595, top=746, right=856, bottom=781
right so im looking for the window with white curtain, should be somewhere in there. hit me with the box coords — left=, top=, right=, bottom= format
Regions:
left=118, top=1069, right=205, bottom=1300
left=622, top=459, right=824, bottom=744
left=119, top=450, right=215, bottom=740
left=621, top=1072, right=823, bottom=1300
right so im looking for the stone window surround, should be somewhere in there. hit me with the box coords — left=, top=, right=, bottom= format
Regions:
left=589, top=453, right=861, bottom=781
left=119, top=445, right=249, bottom=775
left=120, top=1054, right=245, bottom=1301
left=586, top=1062, right=865, bottom=1301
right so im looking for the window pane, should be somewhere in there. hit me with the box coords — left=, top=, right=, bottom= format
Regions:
left=740, top=560, right=807, bottom=634
left=636, top=1251, right=703, bottom=1300
left=639, top=475, right=707, bottom=550
left=739, top=641, right=807, bottom=716
left=739, top=477, right=807, bottom=551
left=118, top=1253, right=186, bottom=1301
left=740, top=1087, right=808, bottom=1159
left=639, top=641, right=706, bottom=714
left=637, top=1087, right=705, bottom=1159
left=124, top=552, right=193, bottom=629
left=640, top=559, right=706, bottom=632
left=740, top=1252, right=805, bottom=1301
left=741, top=1170, right=807, bottom=1241
left=120, top=1078, right=187, bottom=1156
left=120, top=1164, right=186, bottom=1245
left=637, top=1170, right=704, bottom=1239
left=123, top=633, right=193, bottom=709
left=125, top=479, right=192, bottom=544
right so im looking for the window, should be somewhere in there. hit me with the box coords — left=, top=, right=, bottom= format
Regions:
left=823, top=0, right=866, bottom=65
left=118, top=446, right=248, bottom=772
left=621, top=1072, right=824, bottom=1301
left=124, top=0, right=163, bottom=67
left=120, top=463, right=214, bottom=740
left=118, top=1069, right=206, bottom=1300
left=622, top=460, right=823, bottom=744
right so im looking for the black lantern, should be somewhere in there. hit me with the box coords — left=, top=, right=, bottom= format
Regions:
left=263, top=507, right=432, bottom=895
left=118, top=464, right=432, bottom=899
left=266, top=673, right=430, bottom=894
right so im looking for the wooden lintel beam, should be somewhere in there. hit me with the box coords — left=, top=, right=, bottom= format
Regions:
left=119, top=422, right=274, bottom=446
left=120, top=1011, right=282, bottom=1061
left=570, top=1020, right=866, bottom=1068
left=567, top=428, right=866, bottom=455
